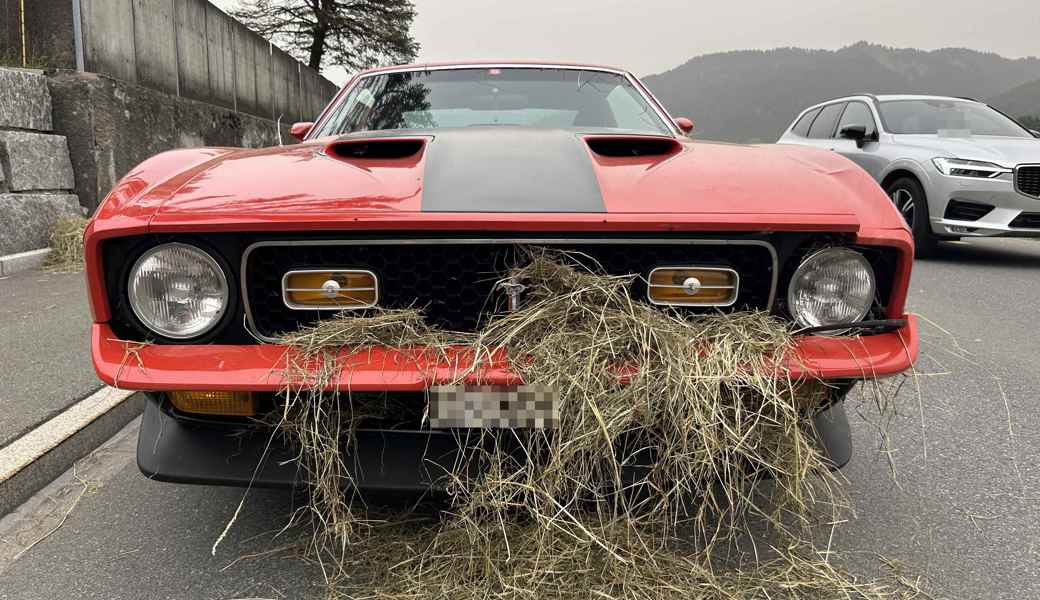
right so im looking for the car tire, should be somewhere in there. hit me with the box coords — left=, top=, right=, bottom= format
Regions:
left=885, top=176, right=939, bottom=258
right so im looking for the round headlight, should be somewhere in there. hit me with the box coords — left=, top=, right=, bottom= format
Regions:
left=128, top=243, right=229, bottom=339
left=787, top=247, right=875, bottom=332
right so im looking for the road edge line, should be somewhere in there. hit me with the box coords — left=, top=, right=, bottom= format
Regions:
left=0, top=387, right=143, bottom=516
left=0, top=248, right=52, bottom=276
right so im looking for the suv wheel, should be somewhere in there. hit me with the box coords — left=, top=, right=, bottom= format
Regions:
left=885, top=176, right=938, bottom=257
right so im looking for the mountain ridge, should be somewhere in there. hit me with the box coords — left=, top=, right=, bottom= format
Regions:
left=987, top=78, right=1040, bottom=122
left=643, top=42, right=1040, bottom=142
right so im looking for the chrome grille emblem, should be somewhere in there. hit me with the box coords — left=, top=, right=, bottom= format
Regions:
left=496, top=280, right=527, bottom=312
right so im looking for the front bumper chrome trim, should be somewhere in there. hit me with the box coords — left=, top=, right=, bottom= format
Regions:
left=91, top=316, right=919, bottom=392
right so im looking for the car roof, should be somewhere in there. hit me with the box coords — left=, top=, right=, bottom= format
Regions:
left=356, top=61, right=630, bottom=77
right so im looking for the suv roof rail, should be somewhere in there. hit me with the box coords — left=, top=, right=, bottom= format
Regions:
left=847, top=93, right=980, bottom=103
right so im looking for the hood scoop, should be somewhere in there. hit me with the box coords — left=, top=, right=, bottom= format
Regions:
left=325, top=137, right=426, bottom=161
left=585, top=135, right=681, bottom=158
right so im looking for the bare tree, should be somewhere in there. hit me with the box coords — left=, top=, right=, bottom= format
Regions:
left=231, top=0, right=418, bottom=73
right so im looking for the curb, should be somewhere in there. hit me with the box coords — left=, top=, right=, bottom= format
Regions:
left=0, top=248, right=51, bottom=276
left=0, top=387, right=143, bottom=516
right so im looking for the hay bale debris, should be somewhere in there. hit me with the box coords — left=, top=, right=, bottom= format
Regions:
left=234, top=250, right=924, bottom=598
left=43, top=216, right=88, bottom=273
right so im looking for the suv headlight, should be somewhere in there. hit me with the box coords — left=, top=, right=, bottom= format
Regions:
left=128, top=243, right=229, bottom=339
left=787, top=247, right=875, bottom=333
left=932, top=157, right=1011, bottom=179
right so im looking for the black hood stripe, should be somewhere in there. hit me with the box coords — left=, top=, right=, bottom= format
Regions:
left=420, top=129, right=605, bottom=213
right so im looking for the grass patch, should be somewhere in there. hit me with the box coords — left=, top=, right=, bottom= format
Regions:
left=343, top=520, right=923, bottom=599
left=43, top=217, right=88, bottom=273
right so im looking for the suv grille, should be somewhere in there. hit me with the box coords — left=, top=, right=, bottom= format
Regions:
left=243, top=239, right=778, bottom=340
left=1016, top=165, right=1040, bottom=198
left=1009, top=213, right=1040, bottom=229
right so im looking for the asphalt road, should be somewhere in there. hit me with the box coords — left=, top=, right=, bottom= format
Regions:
left=0, top=270, right=98, bottom=448
left=1, top=237, right=1039, bottom=599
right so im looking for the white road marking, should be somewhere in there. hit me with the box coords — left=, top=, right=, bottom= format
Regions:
left=0, top=248, right=52, bottom=277
left=0, top=386, right=134, bottom=484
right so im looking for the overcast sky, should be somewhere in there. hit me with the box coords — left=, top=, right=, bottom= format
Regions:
left=214, top=0, right=1040, bottom=85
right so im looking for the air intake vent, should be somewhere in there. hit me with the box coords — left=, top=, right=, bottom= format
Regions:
left=944, top=199, right=994, bottom=222
left=1009, top=212, right=1040, bottom=229
left=585, top=136, right=681, bottom=158
left=325, top=138, right=426, bottom=161
left=1015, top=165, right=1040, bottom=198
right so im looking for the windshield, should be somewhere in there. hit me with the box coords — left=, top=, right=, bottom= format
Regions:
left=878, top=99, right=1031, bottom=137
left=311, top=67, right=673, bottom=137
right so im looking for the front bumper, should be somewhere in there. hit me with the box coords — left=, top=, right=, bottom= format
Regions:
left=137, top=392, right=854, bottom=489
left=926, top=172, right=1040, bottom=237
left=93, top=316, right=919, bottom=391
left=121, top=317, right=908, bottom=489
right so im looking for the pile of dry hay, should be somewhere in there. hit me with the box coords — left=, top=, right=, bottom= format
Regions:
left=43, top=217, right=88, bottom=273
left=250, top=251, right=923, bottom=598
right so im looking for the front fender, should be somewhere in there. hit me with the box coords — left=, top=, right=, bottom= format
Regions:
left=85, top=147, right=237, bottom=321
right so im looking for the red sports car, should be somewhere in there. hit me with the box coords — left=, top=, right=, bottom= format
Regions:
left=85, top=62, right=918, bottom=489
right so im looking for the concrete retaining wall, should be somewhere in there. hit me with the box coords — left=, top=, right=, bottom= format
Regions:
left=0, top=0, right=339, bottom=124
left=0, top=0, right=78, bottom=68
left=48, top=71, right=293, bottom=211
left=0, top=1, right=17, bottom=64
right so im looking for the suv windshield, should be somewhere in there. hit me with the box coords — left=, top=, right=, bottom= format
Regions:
left=311, top=67, right=672, bottom=137
left=879, top=99, right=1031, bottom=137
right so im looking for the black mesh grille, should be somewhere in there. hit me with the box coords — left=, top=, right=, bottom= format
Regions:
left=244, top=240, right=777, bottom=339
left=1016, top=166, right=1040, bottom=198
left=943, top=199, right=994, bottom=222
left=1009, top=213, right=1040, bottom=229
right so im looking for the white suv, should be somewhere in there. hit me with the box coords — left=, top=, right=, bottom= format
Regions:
left=778, top=94, right=1040, bottom=255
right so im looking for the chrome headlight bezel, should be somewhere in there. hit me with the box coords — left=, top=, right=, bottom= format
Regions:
left=787, top=247, right=877, bottom=335
left=127, top=242, right=230, bottom=340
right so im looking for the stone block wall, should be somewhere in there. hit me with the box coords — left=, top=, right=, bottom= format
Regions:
left=0, top=68, right=83, bottom=256
left=0, top=68, right=53, bottom=130
left=0, top=131, right=76, bottom=191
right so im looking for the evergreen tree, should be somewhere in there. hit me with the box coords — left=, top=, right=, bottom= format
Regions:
left=231, top=0, right=418, bottom=73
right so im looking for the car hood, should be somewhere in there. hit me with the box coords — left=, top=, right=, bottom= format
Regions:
left=891, top=134, right=1040, bottom=167
left=141, top=128, right=901, bottom=232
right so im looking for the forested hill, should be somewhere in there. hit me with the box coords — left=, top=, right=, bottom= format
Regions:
left=642, top=42, right=1040, bottom=142
left=987, top=78, right=1040, bottom=129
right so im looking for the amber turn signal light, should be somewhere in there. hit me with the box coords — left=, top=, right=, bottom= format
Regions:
left=169, top=391, right=256, bottom=417
left=647, top=267, right=739, bottom=306
left=282, top=270, right=378, bottom=310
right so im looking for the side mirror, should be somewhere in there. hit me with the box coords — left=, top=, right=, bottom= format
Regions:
left=839, top=124, right=874, bottom=148
left=290, top=121, right=314, bottom=141
left=1031, top=129, right=1040, bottom=138
left=674, top=117, right=694, bottom=134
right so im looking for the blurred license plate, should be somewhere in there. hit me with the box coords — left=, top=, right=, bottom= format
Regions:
left=430, top=385, right=559, bottom=429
